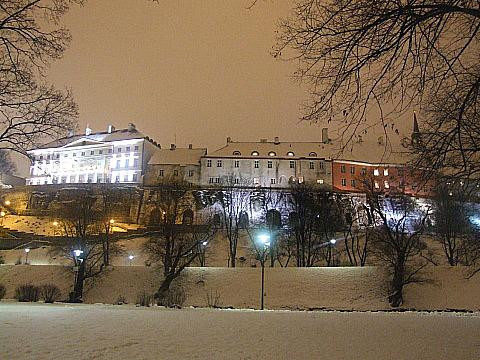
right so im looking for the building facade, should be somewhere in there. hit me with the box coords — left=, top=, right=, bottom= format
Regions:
left=27, top=124, right=159, bottom=186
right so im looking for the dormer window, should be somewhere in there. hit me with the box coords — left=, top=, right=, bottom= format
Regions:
left=309, top=152, right=317, bottom=157
left=251, top=151, right=259, bottom=156
left=268, top=151, right=276, bottom=157
left=287, top=151, right=295, bottom=157
left=233, top=151, right=241, bottom=156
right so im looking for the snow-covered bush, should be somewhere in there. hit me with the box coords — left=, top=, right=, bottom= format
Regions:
left=115, top=295, right=127, bottom=305
left=0, top=284, right=6, bottom=300
left=136, top=291, right=153, bottom=307
left=205, top=289, right=222, bottom=308
left=162, top=286, right=186, bottom=308
left=40, top=284, right=61, bottom=303
left=15, top=284, right=40, bottom=302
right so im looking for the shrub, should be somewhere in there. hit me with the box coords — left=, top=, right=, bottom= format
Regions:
left=136, top=291, right=153, bottom=307
left=163, top=286, right=186, bottom=308
left=115, top=295, right=127, bottom=305
left=15, top=284, right=40, bottom=302
left=205, top=289, right=222, bottom=308
left=40, top=284, right=61, bottom=303
left=0, top=284, right=6, bottom=300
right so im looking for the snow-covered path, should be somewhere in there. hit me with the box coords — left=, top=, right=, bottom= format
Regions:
left=1, top=303, right=479, bottom=360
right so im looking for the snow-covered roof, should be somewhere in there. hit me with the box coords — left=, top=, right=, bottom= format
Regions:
left=33, top=127, right=159, bottom=150
left=148, top=148, right=207, bottom=166
left=207, top=138, right=411, bottom=165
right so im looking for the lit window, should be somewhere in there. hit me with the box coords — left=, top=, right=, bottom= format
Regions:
left=124, top=174, right=129, bottom=182
left=384, top=181, right=390, bottom=189
left=40, top=155, right=43, bottom=160
left=374, top=169, right=379, bottom=176
left=341, top=165, right=346, bottom=173
left=233, top=151, right=241, bottom=156
left=298, top=177, right=304, bottom=183
left=309, top=152, right=317, bottom=157
left=350, top=166, right=355, bottom=174
left=217, top=160, right=222, bottom=167
left=271, top=178, right=276, bottom=184
left=70, top=175, right=76, bottom=183
left=341, top=178, right=346, bottom=186
left=254, top=160, right=259, bottom=168
left=287, top=151, right=294, bottom=157
left=253, top=178, right=260, bottom=185
left=384, top=168, right=389, bottom=176
left=317, top=179, right=324, bottom=184
left=251, top=151, right=259, bottom=156
left=159, top=169, right=164, bottom=177
left=79, top=175, right=85, bottom=183
left=290, top=160, right=295, bottom=169
left=374, top=181, right=380, bottom=189
left=351, top=179, right=356, bottom=187
left=234, top=160, right=240, bottom=168
left=309, top=161, right=314, bottom=170
left=207, top=160, right=212, bottom=167
left=268, top=160, right=273, bottom=169
left=268, top=151, right=276, bottom=157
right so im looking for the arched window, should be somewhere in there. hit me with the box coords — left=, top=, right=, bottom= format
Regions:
left=266, top=209, right=282, bottom=229
left=309, top=152, right=317, bottom=157
left=268, top=151, right=276, bottom=157
left=287, top=151, right=295, bottom=157
left=182, top=209, right=194, bottom=225
left=233, top=151, right=241, bottom=156
left=251, top=151, right=259, bottom=156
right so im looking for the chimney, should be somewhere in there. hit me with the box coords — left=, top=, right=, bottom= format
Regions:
left=322, top=128, right=329, bottom=143
left=85, top=125, right=92, bottom=136
left=188, top=144, right=193, bottom=149
left=227, top=137, right=231, bottom=143
left=274, top=136, right=280, bottom=144
left=170, top=144, right=176, bottom=150
left=107, top=124, right=116, bottom=133
left=377, top=136, right=384, bottom=145
left=128, top=123, right=136, bottom=132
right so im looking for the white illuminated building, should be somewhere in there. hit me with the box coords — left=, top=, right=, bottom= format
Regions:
left=27, top=124, right=160, bottom=186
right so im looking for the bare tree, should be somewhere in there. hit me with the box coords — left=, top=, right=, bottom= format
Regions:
left=0, top=150, right=16, bottom=174
left=0, top=1, right=80, bottom=154
left=341, top=196, right=371, bottom=266
left=214, top=175, right=252, bottom=267
left=275, top=1, right=479, bottom=157
left=192, top=213, right=218, bottom=267
left=143, top=180, right=202, bottom=303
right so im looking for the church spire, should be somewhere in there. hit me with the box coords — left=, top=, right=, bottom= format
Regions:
left=411, top=111, right=420, bottom=145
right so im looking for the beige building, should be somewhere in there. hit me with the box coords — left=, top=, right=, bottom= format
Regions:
left=200, top=135, right=333, bottom=188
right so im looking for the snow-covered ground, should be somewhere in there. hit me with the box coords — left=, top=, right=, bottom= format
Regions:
left=0, top=303, right=479, bottom=359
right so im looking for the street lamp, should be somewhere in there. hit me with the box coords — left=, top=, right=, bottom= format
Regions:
left=329, top=239, right=337, bottom=266
left=24, top=248, right=30, bottom=264
left=73, top=249, right=84, bottom=260
left=128, top=254, right=134, bottom=266
left=257, top=232, right=270, bottom=310
left=4, top=200, right=10, bottom=206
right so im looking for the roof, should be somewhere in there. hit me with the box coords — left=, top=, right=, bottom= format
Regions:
left=207, top=139, right=411, bottom=165
left=32, top=127, right=159, bottom=150
left=148, top=148, right=207, bottom=166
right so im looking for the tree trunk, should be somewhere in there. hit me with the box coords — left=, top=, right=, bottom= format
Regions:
left=155, top=272, right=176, bottom=304
left=73, top=261, right=85, bottom=303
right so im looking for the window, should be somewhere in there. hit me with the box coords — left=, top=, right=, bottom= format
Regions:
left=234, top=178, right=240, bottom=185
left=298, top=176, right=304, bottom=183
left=309, top=152, right=317, bottom=157
left=188, top=170, right=194, bottom=177
left=117, top=148, right=122, bottom=153
left=79, top=174, right=85, bottom=183
left=287, top=151, right=295, bottom=157
left=47, top=155, right=51, bottom=160
left=63, top=154, right=68, bottom=158
left=251, top=151, right=259, bottom=156
left=70, top=175, right=76, bottom=183
left=52, top=176, right=58, bottom=184
left=290, top=160, right=295, bottom=169
left=254, top=160, right=259, bottom=168
left=81, top=152, right=85, bottom=156
left=126, top=146, right=131, bottom=152
left=97, top=174, right=103, bottom=183
left=341, top=178, right=347, bottom=186
left=234, top=160, right=240, bottom=168
left=124, top=174, right=129, bottom=182
left=173, top=170, right=178, bottom=176
left=374, top=181, right=380, bottom=189
left=317, top=179, right=324, bottom=184
left=132, top=173, right=138, bottom=182
left=361, top=167, right=367, bottom=175
left=90, top=151, right=94, bottom=155
left=207, top=159, right=212, bottom=167
left=253, top=177, right=260, bottom=185
left=134, top=159, right=139, bottom=167
left=384, top=168, right=389, bottom=176
left=56, top=154, right=60, bottom=159
left=40, top=155, right=44, bottom=160
left=115, top=176, right=120, bottom=183
left=341, top=165, right=346, bottom=173
left=87, top=174, right=94, bottom=183
left=384, top=181, right=390, bottom=189
left=319, top=161, right=324, bottom=170
left=134, top=146, right=139, bottom=151
left=271, top=178, right=276, bottom=184
left=159, top=169, right=164, bottom=177
left=350, top=166, right=355, bottom=174
left=125, top=159, right=130, bottom=168
left=209, top=177, right=214, bottom=184
left=217, top=160, right=222, bottom=167
left=268, top=160, right=273, bottom=168
left=268, top=151, right=276, bottom=157
left=214, top=177, right=220, bottom=183
left=73, top=153, right=76, bottom=157
left=108, top=149, right=113, bottom=154
left=309, top=161, right=314, bottom=170
left=105, top=176, right=110, bottom=183
left=99, top=150, right=103, bottom=155
left=116, top=160, right=121, bottom=168
left=351, top=179, right=356, bottom=187
left=374, top=169, right=379, bottom=176
left=233, top=151, right=241, bottom=156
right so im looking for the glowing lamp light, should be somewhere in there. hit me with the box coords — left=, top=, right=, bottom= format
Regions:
left=53, top=221, right=58, bottom=226
left=4, top=200, right=10, bottom=206
left=128, top=255, right=134, bottom=260
left=24, top=248, right=30, bottom=253
left=109, top=219, right=115, bottom=224
left=257, top=233, right=270, bottom=247
left=202, top=241, right=208, bottom=246
left=329, top=239, right=337, bottom=245
left=73, top=249, right=83, bottom=257
left=0, top=211, right=5, bottom=217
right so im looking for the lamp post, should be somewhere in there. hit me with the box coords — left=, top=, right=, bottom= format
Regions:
left=24, top=248, right=30, bottom=264
left=329, top=239, right=337, bottom=266
left=0, top=210, right=5, bottom=226
left=257, top=233, right=270, bottom=310
left=128, top=254, right=134, bottom=266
